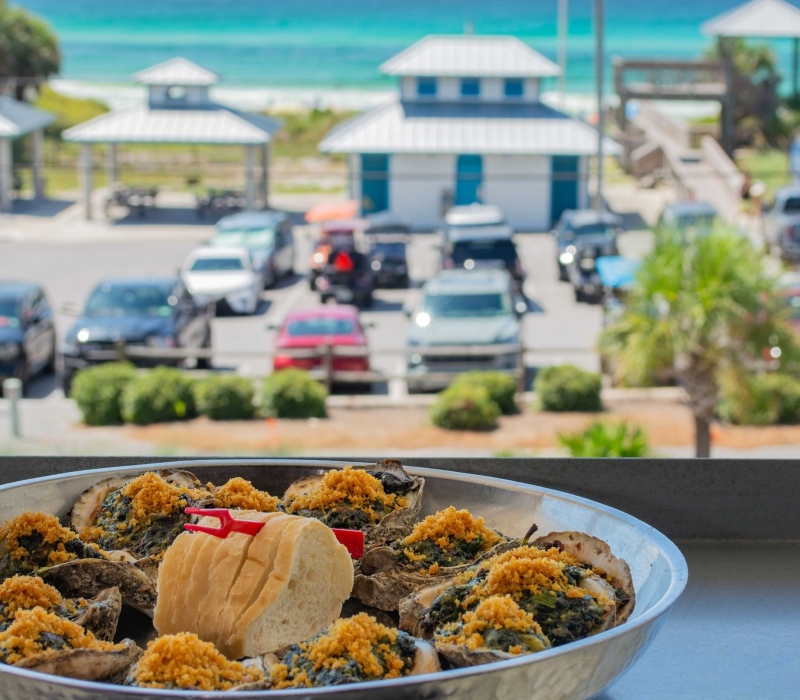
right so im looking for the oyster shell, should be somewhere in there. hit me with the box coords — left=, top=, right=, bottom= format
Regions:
left=40, top=558, right=157, bottom=616
left=353, top=539, right=517, bottom=612
left=282, top=459, right=424, bottom=546
left=531, top=531, right=635, bottom=624
left=14, top=638, right=141, bottom=684
left=70, top=587, right=123, bottom=642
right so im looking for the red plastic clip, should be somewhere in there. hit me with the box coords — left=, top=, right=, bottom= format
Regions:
left=183, top=508, right=364, bottom=558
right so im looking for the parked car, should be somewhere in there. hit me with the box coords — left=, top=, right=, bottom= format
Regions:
left=442, top=230, right=525, bottom=285
left=552, top=210, right=623, bottom=281
left=210, top=211, right=294, bottom=289
left=441, top=204, right=510, bottom=242
left=0, top=282, right=56, bottom=394
left=272, top=306, right=370, bottom=378
left=565, top=247, right=604, bottom=303
left=405, top=269, right=522, bottom=392
left=658, top=200, right=718, bottom=232
left=59, top=278, right=212, bottom=394
left=182, top=246, right=261, bottom=315
left=764, top=186, right=800, bottom=260
left=368, top=236, right=410, bottom=288
left=315, top=247, right=375, bottom=308
left=308, top=218, right=367, bottom=291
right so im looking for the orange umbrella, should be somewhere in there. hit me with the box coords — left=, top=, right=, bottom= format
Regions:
left=305, top=199, right=359, bottom=223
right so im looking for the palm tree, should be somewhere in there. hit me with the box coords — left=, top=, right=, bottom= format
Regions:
left=600, top=227, right=796, bottom=457
left=0, top=2, right=60, bottom=100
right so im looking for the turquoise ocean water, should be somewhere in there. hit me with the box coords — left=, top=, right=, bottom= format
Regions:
left=14, top=0, right=800, bottom=92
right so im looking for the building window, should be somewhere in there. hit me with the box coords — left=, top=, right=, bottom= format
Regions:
left=417, top=77, right=437, bottom=97
left=461, top=78, right=481, bottom=97
left=504, top=79, right=524, bottom=98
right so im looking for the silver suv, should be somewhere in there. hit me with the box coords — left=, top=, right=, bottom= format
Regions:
left=405, top=269, right=523, bottom=392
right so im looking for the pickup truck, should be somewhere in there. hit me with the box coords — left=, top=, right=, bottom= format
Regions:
left=764, top=186, right=800, bottom=260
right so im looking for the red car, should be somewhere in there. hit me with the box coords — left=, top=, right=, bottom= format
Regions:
left=272, top=306, right=370, bottom=373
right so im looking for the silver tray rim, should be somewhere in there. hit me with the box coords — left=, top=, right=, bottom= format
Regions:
left=0, top=458, right=689, bottom=696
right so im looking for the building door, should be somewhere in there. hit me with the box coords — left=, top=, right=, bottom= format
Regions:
left=455, top=155, right=483, bottom=205
left=550, top=155, right=579, bottom=225
left=361, top=154, right=389, bottom=213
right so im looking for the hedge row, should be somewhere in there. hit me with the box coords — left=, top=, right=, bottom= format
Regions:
left=70, top=364, right=327, bottom=426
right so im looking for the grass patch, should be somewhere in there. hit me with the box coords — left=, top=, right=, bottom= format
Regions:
left=35, top=85, right=109, bottom=137
left=269, top=109, right=356, bottom=159
left=735, top=149, right=791, bottom=200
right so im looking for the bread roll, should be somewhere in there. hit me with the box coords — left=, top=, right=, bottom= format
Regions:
left=153, top=512, right=353, bottom=660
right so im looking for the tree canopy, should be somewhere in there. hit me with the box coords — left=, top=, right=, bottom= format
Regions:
left=600, top=226, right=797, bottom=457
left=0, top=1, right=60, bottom=100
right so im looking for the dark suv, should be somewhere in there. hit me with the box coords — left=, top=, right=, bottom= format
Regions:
left=442, top=233, right=525, bottom=285
left=553, top=210, right=623, bottom=281
left=0, top=283, right=56, bottom=394
left=59, top=278, right=212, bottom=394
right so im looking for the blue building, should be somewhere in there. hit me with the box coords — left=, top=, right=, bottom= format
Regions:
left=321, top=35, right=602, bottom=231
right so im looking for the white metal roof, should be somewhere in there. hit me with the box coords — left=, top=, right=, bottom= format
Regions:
left=380, top=35, right=560, bottom=78
left=62, top=104, right=280, bottom=145
left=0, top=96, right=54, bottom=139
left=702, top=0, right=800, bottom=38
left=133, top=57, right=220, bottom=86
left=320, top=101, right=611, bottom=156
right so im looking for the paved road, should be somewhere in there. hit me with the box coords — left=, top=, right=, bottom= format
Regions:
left=0, top=225, right=653, bottom=398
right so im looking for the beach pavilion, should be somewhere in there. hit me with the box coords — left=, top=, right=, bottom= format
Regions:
left=63, top=58, right=281, bottom=219
left=702, top=0, right=800, bottom=99
left=321, top=35, right=605, bottom=231
left=0, top=96, right=54, bottom=213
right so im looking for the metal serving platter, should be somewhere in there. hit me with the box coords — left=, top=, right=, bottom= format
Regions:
left=0, top=459, right=688, bottom=700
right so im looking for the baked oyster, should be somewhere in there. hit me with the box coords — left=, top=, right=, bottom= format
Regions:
left=353, top=506, right=515, bottom=611
left=282, top=460, right=424, bottom=545
left=400, top=540, right=629, bottom=665
left=267, top=613, right=439, bottom=689
left=0, top=575, right=122, bottom=641
left=124, top=633, right=266, bottom=691
left=0, top=511, right=157, bottom=614
left=0, top=607, right=140, bottom=683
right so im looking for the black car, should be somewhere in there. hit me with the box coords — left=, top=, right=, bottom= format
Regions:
left=60, top=278, right=212, bottom=394
left=0, top=283, right=56, bottom=394
left=368, top=237, right=409, bottom=288
left=315, top=248, right=375, bottom=308
left=552, top=210, right=623, bottom=281
left=442, top=233, right=525, bottom=285
left=565, top=248, right=604, bottom=303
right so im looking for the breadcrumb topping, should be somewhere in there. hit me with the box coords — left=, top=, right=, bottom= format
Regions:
left=270, top=613, right=409, bottom=688
left=0, top=512, right=91, bottom=566
left=210, top=478, right=279, bottom=512
left=437, top=595, right=548, bottom=652
left=120, top=473, right=201, bottom=521
left=0, top=608, right=121, bottom=664
left=284, top=467, right=407, bottom=523
left=401, top=506, right=501, bottom=552
left=0, top=576, right=63, bottom=619
left=133, top=633, right=263, bottom=690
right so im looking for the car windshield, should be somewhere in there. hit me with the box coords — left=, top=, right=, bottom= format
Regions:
left=84, top=284, right=172, bottom=318
left=0, top=299, right=20, bottom=328
left=287, top=318, right=356, bottom=336
left=423, top=292, right=511, bottom=318
left=677, top=213, right=715, bottom=228
left=783, top=197, right=800, bottom=213
left=574, top=223, right=617, bottom=236
left=190, top=257, right=245, bottom=272
left=371, top=242, right=405, bottom=257
left=451, top=240, right=517, bottom=264
left=785, top=293, right=800, bottom=320
left=214, top=229, right=275, bottom=248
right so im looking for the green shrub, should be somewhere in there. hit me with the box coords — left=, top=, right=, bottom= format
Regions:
left=451, top=371, right=518, bottom=415
left=193, top=375, right=255, bottom=421
left=70, top=363, right=137, bottom=426
left=535, top=365, right=602, bottom=412
left=558, top=422, right=650, bottom=457
left=261, top=369, right=327, bottom=419
left=430, top=384, right=500, bottom=431
left=121, top=367, right=196, bottom=425
left=718, top=373, right=800, bottom=425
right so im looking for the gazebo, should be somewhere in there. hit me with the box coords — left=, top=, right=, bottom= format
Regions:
left=0, top=96, right=54, bottom=213
left=702, top=0, right=800, bottom=98
left=63, top=58, right=281, bottom=219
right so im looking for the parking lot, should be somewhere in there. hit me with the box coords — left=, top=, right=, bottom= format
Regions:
left=0, top=219, right=653, bottom=398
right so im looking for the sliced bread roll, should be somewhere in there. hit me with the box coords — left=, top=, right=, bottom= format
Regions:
left=225, top=516, right=354, bottom=660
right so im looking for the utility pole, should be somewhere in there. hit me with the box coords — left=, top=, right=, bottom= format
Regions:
left=594, top=0, right=605, bottom=211
left=558, top=0, right=568, bottom=110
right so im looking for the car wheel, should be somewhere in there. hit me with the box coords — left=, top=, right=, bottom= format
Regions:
left=196, top=331, right=212, bottom=370
left=558, top=262, right=568, bottom=282
left=60, top=369, right=74, bottom=397
left=574, top=288, right=584, bottom=303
